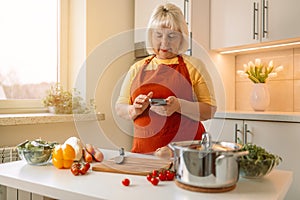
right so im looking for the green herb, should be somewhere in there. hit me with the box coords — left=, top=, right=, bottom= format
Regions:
left=239, top=143, right=282, bottom=177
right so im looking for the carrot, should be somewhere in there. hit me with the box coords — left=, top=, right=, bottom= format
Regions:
left=85, top=144, right=95, bottom=155
left=83, top=148, right=93, bottom=163
left=85, top=144, right=104, bottom=162
left=93, top=148, right=104, bottom=162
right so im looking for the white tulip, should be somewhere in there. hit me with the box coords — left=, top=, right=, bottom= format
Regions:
left=268, top=60, right=274, bottom=68
left=255, top=58, right=261, bottom=66
left=268, top=72, right=278, bottom=78
left=237, top=70, right=245, bottom=75
left=275, top=65, right=284, bottom=72
left=248, top=61, right=255, bottom=67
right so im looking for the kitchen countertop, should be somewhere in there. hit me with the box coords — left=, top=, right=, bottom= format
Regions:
left=0, top=113, right=105, bottom=126
left=0, top=149, right=293, bottom=200
left=214, top=111, right=300, bottom=123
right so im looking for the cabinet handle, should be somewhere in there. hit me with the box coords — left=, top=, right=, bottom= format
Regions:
left=244, top=124, right=251, bottom=144
left=234, top=123, right=241, bottom=143
left=253, top=2, right=259, bottom=40
left=262, top=0, right=269, bottom=38
left=188, top=31, right=192, bottom=56
left=184, top=0, right=189, bottom=26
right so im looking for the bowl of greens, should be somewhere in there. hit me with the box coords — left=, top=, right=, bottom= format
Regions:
left=17, top=139, right=57, bottom=166
left=239, top=143, right=282, bottom=178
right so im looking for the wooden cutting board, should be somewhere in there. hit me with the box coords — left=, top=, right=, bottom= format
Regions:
left=92, top=156, right=172, bottom=176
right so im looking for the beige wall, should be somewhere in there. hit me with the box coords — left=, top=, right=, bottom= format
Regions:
left=0, top=122, right=79, bottom=147
left=235, top=47, right=300, bottom=112
left=191, top=0, right=236, bottom=112
left=86, top=0, right=135, bottom=150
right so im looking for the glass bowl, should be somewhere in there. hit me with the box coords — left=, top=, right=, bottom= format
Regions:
left=18, top=148, right=52, bottom=166
left=16, top=139, right=57, bottom=166
left=239, top=158, right=279, bottom=178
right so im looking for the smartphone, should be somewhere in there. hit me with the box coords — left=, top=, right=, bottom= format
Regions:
left=149, top=98, right=167, bottom=106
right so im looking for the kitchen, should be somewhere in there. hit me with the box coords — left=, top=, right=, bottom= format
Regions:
left=0, top=0, right=299, bottom=199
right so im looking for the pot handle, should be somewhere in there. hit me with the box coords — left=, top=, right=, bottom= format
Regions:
left=168, top=143, right=175, bottom=151
left=216, top=151, right=249, bottom=165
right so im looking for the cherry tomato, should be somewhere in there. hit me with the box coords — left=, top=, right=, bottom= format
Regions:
left=80, top=162, right=90, bottom=175
left=150, top=177, right=159, bottom=186
left=152, top=170, right=158, bottom=177
left=71, top=163, right=81, bottom=176
left=158, top=172, right=167, bottom=181
left=146, top=174, right=153, bottom=182
left=166, top=171, right=175, bottom=181
left=122, top=178, right=130, bottom=186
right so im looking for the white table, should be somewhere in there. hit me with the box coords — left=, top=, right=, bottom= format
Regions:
left=0, top=149, right=293, bottom=200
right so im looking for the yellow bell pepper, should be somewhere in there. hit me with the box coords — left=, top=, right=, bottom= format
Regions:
left=52, top=144, right=75, bottom=169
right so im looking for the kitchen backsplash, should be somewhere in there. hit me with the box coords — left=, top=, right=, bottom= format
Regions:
left=235, top=48, right=300, bottom=112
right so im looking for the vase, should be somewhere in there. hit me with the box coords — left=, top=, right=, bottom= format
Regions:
left=250, top=83, right=270, bottom=111
left=48, top=106, right=56, bottom=114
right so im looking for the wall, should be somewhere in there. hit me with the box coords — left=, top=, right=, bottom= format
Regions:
left=191, top=0, right=235, bottom=112
left=0, top=122, right=79, bottom=147
left=84, top=0, right=135, bottom=150
left=235, top=47, right=300, bottom=112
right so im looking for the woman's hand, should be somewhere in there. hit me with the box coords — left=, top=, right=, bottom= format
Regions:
left=150, top=96, right=180, bottom=116
left=128, top=92, right=153, bottom=119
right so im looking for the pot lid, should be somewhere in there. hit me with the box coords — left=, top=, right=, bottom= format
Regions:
left=170, top=140, right=242, bottom=152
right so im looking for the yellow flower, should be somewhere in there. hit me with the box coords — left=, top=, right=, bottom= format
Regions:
left=237, top=58, right=283, bottom=83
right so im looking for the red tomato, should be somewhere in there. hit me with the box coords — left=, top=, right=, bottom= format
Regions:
left=80, top=162, right=91, bottom=175
left=71, top=163, right=81, bottom=176
left=122, top=178, right=130, bottom=186
left=152, top=170, right=158, bottom=177
left=146, top=174, right=152, bottom=182
left=158, top=172, right=167, bottom=181
left=166, top=171, right=175, bottom=181
left=150, top=177, right=159, bottom=186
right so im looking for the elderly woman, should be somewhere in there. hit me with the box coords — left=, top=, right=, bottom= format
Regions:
left=115, top=3, right=216, bottom=154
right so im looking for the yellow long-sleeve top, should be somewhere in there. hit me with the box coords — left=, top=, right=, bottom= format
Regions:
left=116, top=54, right=216, bottom=106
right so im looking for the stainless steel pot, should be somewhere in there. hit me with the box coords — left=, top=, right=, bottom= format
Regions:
left=169, top=133, right=248, bottom=188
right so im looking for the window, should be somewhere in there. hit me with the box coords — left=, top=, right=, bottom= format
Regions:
left=0, top=0, right=64, bottom=113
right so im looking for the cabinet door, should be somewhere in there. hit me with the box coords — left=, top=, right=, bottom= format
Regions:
left=210, top=0, right=259, bottom=49
left=262, top=0, right=300, bottom=42
left=211, top=0, right=300, bottom=50
left=244, top=120, right=300, bottom=200
left=202, top=118, right=243, bottom=142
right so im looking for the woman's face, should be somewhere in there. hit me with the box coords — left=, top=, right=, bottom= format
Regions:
left=151, top=28, right=182, bottom=59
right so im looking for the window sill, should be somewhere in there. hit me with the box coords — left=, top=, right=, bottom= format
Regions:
left=0, top=113, right=105, bottom=126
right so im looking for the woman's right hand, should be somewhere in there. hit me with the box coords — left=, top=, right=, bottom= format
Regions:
left=129, top=91, right=153, bottom=119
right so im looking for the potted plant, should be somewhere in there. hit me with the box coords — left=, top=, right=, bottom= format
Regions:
left=42, top=83, right=94, bottom=114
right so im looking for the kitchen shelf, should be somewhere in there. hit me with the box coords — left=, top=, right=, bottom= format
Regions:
left=214, top=111, right=300, bottom=123
left=0, top=113, right=105, bottom=126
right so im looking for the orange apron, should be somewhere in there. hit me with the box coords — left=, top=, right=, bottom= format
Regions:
left=130, top=55, right=205, bottom=153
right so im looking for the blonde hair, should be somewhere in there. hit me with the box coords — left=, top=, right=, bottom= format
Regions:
left=146, top=3, right=189, bottom=55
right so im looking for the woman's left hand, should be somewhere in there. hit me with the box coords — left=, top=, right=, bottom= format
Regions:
left=150, top=96, right=180, bottom=116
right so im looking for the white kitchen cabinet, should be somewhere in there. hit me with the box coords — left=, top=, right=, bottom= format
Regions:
left=204, top=117, right=299, bottom=200
left=243, top=120, right=300, bottom=200
left=202, top=118, right=243, bottom=142
left=210, top=0, right=300, bottom=50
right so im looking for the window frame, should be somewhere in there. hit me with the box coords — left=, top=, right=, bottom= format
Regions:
left=0, top=0, right=69, bottom=114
